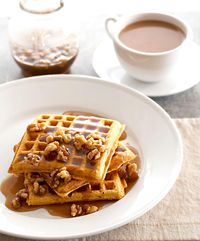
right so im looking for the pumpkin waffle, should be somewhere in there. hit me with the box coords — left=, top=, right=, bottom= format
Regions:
left=8, top=114, right=124, bottom=180
left=39, top=172, right=88, bottom=197
left=25, top=172, right=126, bottom=206
left=25, top=143, right=136, bottom=198
left=108, top=143, right=136, bottom=173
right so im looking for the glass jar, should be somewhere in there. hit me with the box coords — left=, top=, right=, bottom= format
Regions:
left=8, top=0, right=79, bottom=75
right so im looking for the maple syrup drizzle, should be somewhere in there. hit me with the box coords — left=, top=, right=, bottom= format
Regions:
left=0, top=175, right=109, bottom=217
left=1, top=111, right=140, bottom=217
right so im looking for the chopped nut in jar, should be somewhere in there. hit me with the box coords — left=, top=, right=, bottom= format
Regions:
left=11, top=42, right=78, bottom=75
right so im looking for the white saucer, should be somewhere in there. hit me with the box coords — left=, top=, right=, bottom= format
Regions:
left=92, top=39, right=200, bottom=97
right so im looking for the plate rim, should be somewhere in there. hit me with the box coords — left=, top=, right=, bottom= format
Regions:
left=92, top=38, right=200, bottom=97
left=0, top=74, right=183, bottom=240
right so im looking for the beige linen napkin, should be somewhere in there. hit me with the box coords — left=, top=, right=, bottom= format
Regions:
left=0, top=118, right=200, bottom=241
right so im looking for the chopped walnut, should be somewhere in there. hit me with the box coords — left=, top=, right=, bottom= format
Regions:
left=44, top=141, right=69, bottom=162
left=70, top=203, right=98, bottom=217
left=118, top=166, right=127, bottom=179
left=71, top=204, right=83, bottom=217
left=17, top=188, right=29, bottom=199
left=83, top=204, right=99, bottom=214
left=87, top=133, right=105, bottom=142
left=84, top=133, right=106, bottom=161
left=44, top=141, right=59, bottom=156
left=126, top=163, right=138, bottom=180
left=54, top=135, right=63, bottom=142
left=11, top=196, right=21, bottom=209
left=57, top=145, right=70, bottom=162
left=87, top=148, right=101, bottom=161
left=63, top=133, right=72, bottom=144
left=46, top=134, right=54, bottom=143
left=118, top=163, right=138, bottom=181
left=26, top=173, right=44, bottom=184
left=24, top=153, right=40, bottom=166
left=55, top=128, right=72, bottom=144
left=74, top=133, right=87, bottom=150
left=70, top=132, right=106, bottom=162
left=27, top=123, right=46, bottom=132
left=50, top=167, right=71, bottom=188
left=46, top=130, right=72, bottom=146
left=11, top=188, right=28, bottom=209
left=56, top=167, right=71, bottom=181
left=33, top=181, right=48, bottom=195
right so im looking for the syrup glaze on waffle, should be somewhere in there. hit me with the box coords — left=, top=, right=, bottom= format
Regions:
left=3, top=112, right=140, bottom=218
left=9, top=114, right=124, bottom=180
left=26, top=172, right=125, bottom=206
left=26, top=143, right=135, bottom=198
left=108, top=143, right=136, bottom=173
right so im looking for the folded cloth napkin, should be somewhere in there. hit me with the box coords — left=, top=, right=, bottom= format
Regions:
left=0, top=118, right=200, bottom=241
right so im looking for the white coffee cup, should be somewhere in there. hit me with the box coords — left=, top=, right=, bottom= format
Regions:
left=105, top=13, right=192, bottom=83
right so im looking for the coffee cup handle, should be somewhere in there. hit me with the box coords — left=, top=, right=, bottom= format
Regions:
left=105, top=17, right=117, bottom=40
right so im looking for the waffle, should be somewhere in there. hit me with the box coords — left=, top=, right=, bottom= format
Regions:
left=108, top=143, right=136, bottom=173
left=40, top=172, right=88, bottom=197
left=26, top=143, right=135, bottom=198
left=9, top=114, right=124, bottom=180
left=26, top=172, right=126, bottom=206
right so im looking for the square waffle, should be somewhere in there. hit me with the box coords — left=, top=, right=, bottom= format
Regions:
left=9, top=114, right=124, bottom=180
left=26, top=172, right=126, bottom=206
left=29, top=143, right=136, bottom=198
left=108, top=143, right=136, bottom=173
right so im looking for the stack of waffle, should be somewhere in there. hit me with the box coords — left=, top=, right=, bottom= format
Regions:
left=8, top=114, right=138, bottom=215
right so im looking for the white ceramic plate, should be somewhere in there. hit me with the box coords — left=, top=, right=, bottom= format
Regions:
left=0, top=75, right=182, bottom=240
left=92, top=39, right=200, bottom=97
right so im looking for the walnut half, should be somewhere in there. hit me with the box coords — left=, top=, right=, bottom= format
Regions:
left=70, top=203, right=98, bottom=217
left=50, top=167, right=71, bottom=188
left=44, top=141, right=69, bottom=162
left=11, top=188, right=28, bottom=209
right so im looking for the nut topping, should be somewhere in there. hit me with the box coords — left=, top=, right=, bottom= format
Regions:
left=70, top=203, right=98, bottom=217
left=27, top=123, right=46, bottom=132
left=33, top=181, right=48, bottom=195
left=74, top=133, right=87, bottom=150
left=126, top=163, right=138, bottom=180
left=57, top=145, right=70, bottom=162
left=55, top=129, right=72, bottom=144
left=87, top=148, right=100, bottom=161
left=11, top=188, right=28, bottom=209
left=44, top=141, right=69, bottom=162
left=73, top=132, right=106, bottom=162
left=44, top=141, right=59, bottom=156
left=46, top=134, right=54, bottom=143
left=118, top=162, right=138, bottom=181
left=71, top=204, right=83, bottom=217
left=24, top=153, right=41, bottom=166
left=50, top=167, right=71, bottom=188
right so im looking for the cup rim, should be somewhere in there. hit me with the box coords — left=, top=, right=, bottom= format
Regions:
left=113, top=12, right=192, bottom=56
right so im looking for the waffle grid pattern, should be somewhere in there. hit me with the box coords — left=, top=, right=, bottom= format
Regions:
left=10, top=114, right=123, bottom=180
